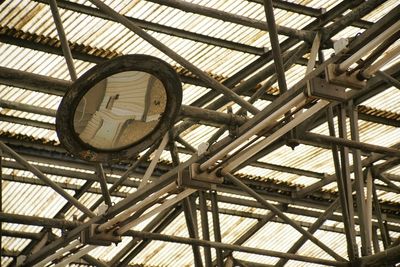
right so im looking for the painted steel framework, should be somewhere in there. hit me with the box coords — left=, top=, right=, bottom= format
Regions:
left=1, top=0, right=400, bottom=266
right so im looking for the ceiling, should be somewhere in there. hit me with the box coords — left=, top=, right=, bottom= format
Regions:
left=1, top=0, right=400, bottom=266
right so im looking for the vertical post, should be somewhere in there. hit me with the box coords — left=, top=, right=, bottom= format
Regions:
left=371, top=226, right=380, bottom=253
left=327, top=106, right=358, bottom=260
left=337, top=104, right=359, bottom=259
left=169, top=133, right=203, bottom=267
left=199, top=190, right=212, bottom=267
left=348, top=100, right=371, bottom=255
left=370, top=173, right=391, bottom=249
left=365, top=168, right=373, bottom=245
left=210, top=191, right=224, bottom=267
left=0, top=148, right=2, bottom=260
left=183, top=197, right=203, bottom=267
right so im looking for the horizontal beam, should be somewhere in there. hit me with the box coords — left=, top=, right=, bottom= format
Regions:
left=146, top=0, right=314, bottom=41
left=302, top=132, right=400, bottom=157
left=2, top=174, right=128, bottom=198
left=3, top=136, right=400, bottom=216
left=30, top=0, right=264, bottom=55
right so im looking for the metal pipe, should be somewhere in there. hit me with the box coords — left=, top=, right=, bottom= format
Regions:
left=52, top=245, right=95, bottom=267
left=357, top=244, right=400, bottom=266
left=366, top=169, right=373, bottom=245
left=325, top=106, right=357, bottom=261
left=88, top=0, right=259, bottom=115
left=49, top=0, right=77, bottom=81
left=116, top=188, right=196, bottom=235
left=303, top=132, right=400, bottom=157
left=222, top=99, right=329, bottom=172
left=0, top=99, right=56, bottom=117
left=362, top=44, right=400, bottom=78
left=98, top=182, right=176, bottom=232
left=350, top=30, right=400, bottom=74
left=32, top=239, right=81, bottom=267
left=222, top=171, right=347, bottom=262
left=375, top=71, right=400, bottom=90
left=104, top=154, right=199, bottom=219
left=180, top=105, right=247, bottom=126
left=322, top=0, right=394, bottom=46
left=371, top=180, right=391, bottom=249
left=200, top=93, right=305, bottom=171
left=0, top=142, right=96, bottom=218
left=338, top=20, right=400, bottom=72
left=126, top=230, right=347, bottom=266
left=139, top=133, right=169, bottom=188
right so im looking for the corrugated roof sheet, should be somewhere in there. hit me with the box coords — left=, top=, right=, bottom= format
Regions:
left=1, top=0, right=400, bottom=266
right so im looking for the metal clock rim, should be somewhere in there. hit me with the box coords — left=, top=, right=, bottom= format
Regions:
left=56, top=54, right=182, bottom=162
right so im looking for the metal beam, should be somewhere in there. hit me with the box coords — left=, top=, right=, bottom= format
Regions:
left=126, top=230, right=346, bottom=266
left=31, top=0, right=264, bottom=55
left=199, top=191, right=212, bottom=267
left=349, top=101, right=371, bottom=256
left=88, top=0, right=259, bottom=115
left=302, top=132, right=400, bottom=158
left=146, top=0, right=314, bottom=41
left=222, top=171, right=347, bottom=262
left=293, top=144, right=400, bottom=199
left=276, top=198, right=340, bottom=266
left=210, top=191, right=223, bottom=267
left=0, top=142, right=96, bottom=218
left=263, top=0, right=288, bottom=94
left=115, top=206, right=182, bottom=267
left=356, top=244, right=400, bottom=266
left=375, top=71, right=400, bottom=90
left=48, top=0, right=77, bottom=81
left=182, top=196, right=204, bottom=267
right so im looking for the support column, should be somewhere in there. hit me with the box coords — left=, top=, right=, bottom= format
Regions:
left=348, top=100, right=371, bottom=256
left=326, top=106, right=358, bottom=260
left=371, top=171, right=391, bottom=249
left=210, top=191, right=224, bottom=267
left=199, top=190, right=212, bottom=267
left=183, top=196, right=204, bottom=267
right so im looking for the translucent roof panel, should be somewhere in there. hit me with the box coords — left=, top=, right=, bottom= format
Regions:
left=1, top=0, right=400, bottom=266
